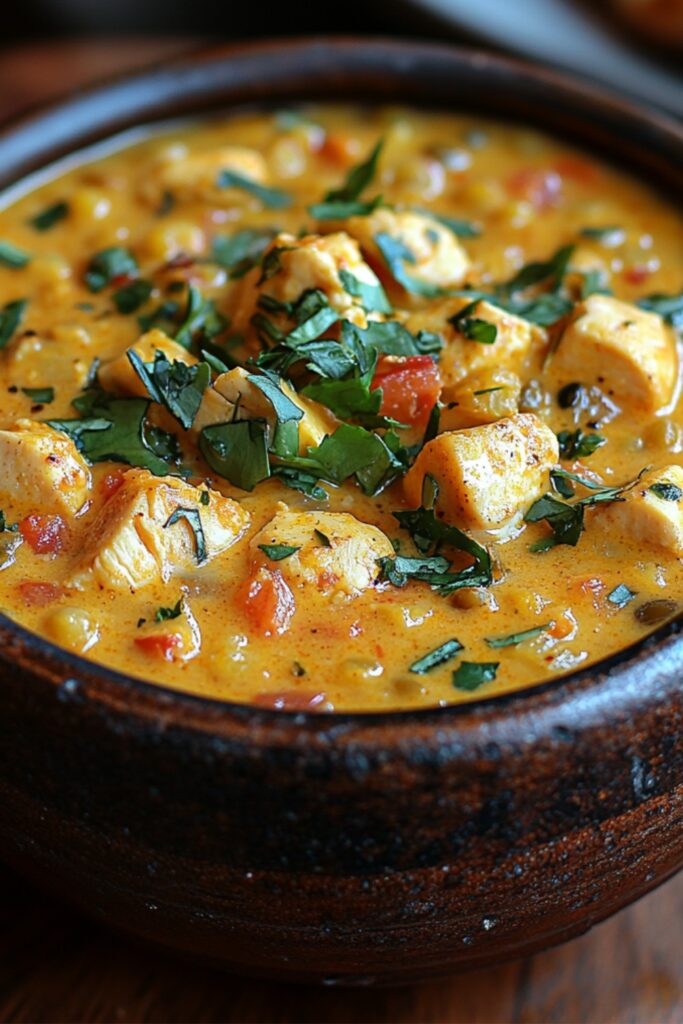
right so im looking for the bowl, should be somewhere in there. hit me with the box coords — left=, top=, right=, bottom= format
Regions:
left=0, top=38, right=682, bottom=985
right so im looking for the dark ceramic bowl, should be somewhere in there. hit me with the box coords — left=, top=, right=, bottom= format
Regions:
left=1, top=39, right=683, bottom=985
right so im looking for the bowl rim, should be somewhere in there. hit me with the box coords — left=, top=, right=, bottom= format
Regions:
left=1, top=35, right=682, bottom=729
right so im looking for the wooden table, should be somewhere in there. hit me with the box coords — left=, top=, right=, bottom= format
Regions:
left=1, top=40, right=682, bottom=1024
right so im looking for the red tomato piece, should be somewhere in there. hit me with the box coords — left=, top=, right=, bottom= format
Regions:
left=553, top=156, right=599, bottom=185
left=134, top=634, right=183, bottom=662
left=623, top=266, right=651, bottom=285
left=505, top=167, right=562, bottom=209
left=242, top=567, right=296, bottom=637
left=370, top=355, right=441, bottom=428
left=19, top=514, right=66, bottom=555
left=17, top=581, right=64, bottom=607
left=253, top=690, right=327, bottom=711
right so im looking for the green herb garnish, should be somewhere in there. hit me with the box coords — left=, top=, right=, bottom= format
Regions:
left=85, top=247, right=138, bottom=292
left=556, top=428, right=606, bottom=460
left=155, top=599, right=182, bottom=622
left=128, top=349, right=211, bottom=430
left=21, top=386, right=54, bottom=404
left=0, top=241, right=30, bottom=268
left=409, top=638, right=463, bottom=674
left=200, top=419, right=270, bottom=492
left=649, top=482, right=683, bottom=502
left=0, top=299, right=27, bottom=349
left=452, top=661, right=499, bottom=691
left=258, top=543, right=300, bottom=561
left=339, top=269, right=392, bottom=314
left=29, top=201, right=68, bottom=231
left=164, top=507, right=207, bottom=563
left=216, top=169, right=291, bottom=209
left=113, top=279, right=153, bottom=315
left=486, top=625, right=549, bottom=649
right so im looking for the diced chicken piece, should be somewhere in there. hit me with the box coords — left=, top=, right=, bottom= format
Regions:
left=98, top=330, right=196, bottom=397
left=439, top=368, right=522, bottom=431
left=192, top=366, right=340, bottom=453
left=0, top=420, right=91, bottom=515
left=600, top=465, right=683, bottom=556
left=404, top=413, right=559, bottom=532
left=149, top=144, right=268, bottom=206
left=134, top=598, right=201, bottom=663
left=68, top=470, right=248, bottom=591
left=551, top=294, right=677, bottom=413
left=406, top=297, right=544, bottom=399
left=251, top=507, right=394, bottom=598
left=230, top=231, right=383, bottom=338
left=345, top=209, right=470, bottom=293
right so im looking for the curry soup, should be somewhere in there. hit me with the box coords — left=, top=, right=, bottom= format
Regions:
left=0, top=105, right=681, bottom=711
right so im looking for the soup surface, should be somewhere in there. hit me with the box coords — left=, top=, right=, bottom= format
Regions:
left=0, top=105, right=681, bottom=711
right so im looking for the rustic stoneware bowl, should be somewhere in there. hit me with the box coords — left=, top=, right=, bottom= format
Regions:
left=0, top=39, right=682, bottom=985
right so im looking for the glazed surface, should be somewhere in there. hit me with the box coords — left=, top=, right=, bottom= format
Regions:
left=0, top=104, right=681, bottom=710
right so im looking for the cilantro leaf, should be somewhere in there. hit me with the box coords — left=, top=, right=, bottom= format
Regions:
left=449, top=300, right=498, bottom=344
left=128, top=350, right=211, bottom=430
left=258, top=543, right=300, bottom=561
left=247, top=370, right=304, bottom=426
left=452, top=661, right=499, bottom=691
left=392, top=505, right=492, bottom=592
left=608, top=583, right=636, bottom=608
left=29, top=201, right=68, bottom=231
left=412, top=209, right=480, bottom=238
left=216, top=170, right=291, bottom=209
left=84, top=247, right=138, bottom=292
left=409, top=638, right=463, bottom=674
left=200, top=419, right=270, bottom=491
left=309, top=196, right=384, bottom=220
left=486, top=625, right=549, bottom=648
left=48, top=392, right=176, bottom=475
left=556, top=428, right=606, bottom=459
left=210, top=229, right=275, bottom=277
left=174, top=285, right=227, bottom=350
left=339, top=269, right=392, bottom=313
left=374, top=231, right=447, bottom=298
left=156, top=599, right=182, bottom=622
left=271, top=466, right=328, bottom=500
left=0, top=241, right=30, bottom=268
left=22, top=386, right=54, bottom=404
left=164, top=507, right=207, bottom=563
left=113, top=279, right=153, bottom=314
left=0, top=299, right=27, bottom=349
left=323, top=139, right=383, bottom=203
left=649, top=481, right=683, bottom=502
left=637, top=291, right=683, bottom=329
left=499, top=244, right=575, bottom=295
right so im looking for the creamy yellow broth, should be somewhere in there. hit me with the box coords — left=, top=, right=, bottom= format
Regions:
left=0, top=105, right=681, bottom=711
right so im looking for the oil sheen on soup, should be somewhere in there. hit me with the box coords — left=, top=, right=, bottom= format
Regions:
left=0, top=105, right=681, bottom=711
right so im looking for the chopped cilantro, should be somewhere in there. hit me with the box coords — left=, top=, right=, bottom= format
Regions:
left=128, top=349, right=211, bottom=430
left=449, top=300, right=498, bottom=344
left=409, top=638, right=463, bottom=674
left=608, top=583, right=636, bottom=608
left=258, top=543, right=300, bottom=561
left=155, top=599, right=183, bottom=622
left=84, top=247, right=138, bottom=293
left=649, top=481, right=683, bottom=502
left=486, top=625, right=549, bottom=649
left=0, top=299, right=27, bottom=349
left=0, top=241, right=30, bottom=268
left=390, top=505, right=492, bottom=592
left=556, top=428, right=606, bottom=459
left=309, top=196, right=384, bottom=220
left=216, top=169, right=291, bottom=209
left=452, top=661, right=499, bottom=691
left=210, top=229, right=274, bottom=277
left=339, top=268, right=392, bottom=314
left=322, top=139, right=383, bottom=204
left=113, top=279, right=153, bottom=314
left=164, top=507, right=207, bottom=564
left=412, top=209, right=480, bottom=238
left=374, top=231, right=447, bottom=298
left=21, top=386, right=54, bottom=404
left=637, top=291, right=683, bottom=328
left=200, top=419, right=270, bottom=491
left=174, top=285, right=226, bottom=350
left=29, top=201, right=68, bottom=231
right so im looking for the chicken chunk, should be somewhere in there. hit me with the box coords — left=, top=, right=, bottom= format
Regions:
left=148, top=144, right=268, bottom=206
left=345, top=209, right=470, bottom=295
left=192, top=366, right=340, bottom=453
left=68, top=470, right=248, bottom=591
left=230, top=231, right=383, bottom=339
left=251, top=508, right=394, bottom=598
left=0, top=420, right=91, bottom=515
left=406, top=297, right=544, bottom=398
left=551, top=294, right=677, bottom=413
left=404, top=413, right=559, bottom=532
left=98, top=330, right=197, bottom=398
left=601, top=464, right=683, bottom=556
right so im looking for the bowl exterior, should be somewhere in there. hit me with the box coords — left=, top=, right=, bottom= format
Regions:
left=0, top=39, right=682, bottom=982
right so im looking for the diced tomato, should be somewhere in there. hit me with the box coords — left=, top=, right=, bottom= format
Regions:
left=253, top=690, right=327, bottom=711
left=99, top=470, right=126, bottom=500
left=548, top=612, right=575, bottom=639
left=319, top=132, right=360, bottom=166
left=19, top=514, right=66, bottom=555
left=505, top=167, right=562, bottom=210
left=134, top=633, right=183, bottom=662
left=553, top=156, right=599, bottom=185
left=623, top=265, right=651, bottom=285
left=17, top=581, right=64, bottom=607
left=242, top=567, right=296, bottom=637
left=370, top=355, right=441, bottom=428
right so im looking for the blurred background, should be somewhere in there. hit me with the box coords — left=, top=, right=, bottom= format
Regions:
left=0, top=0, right=682, bottom=121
